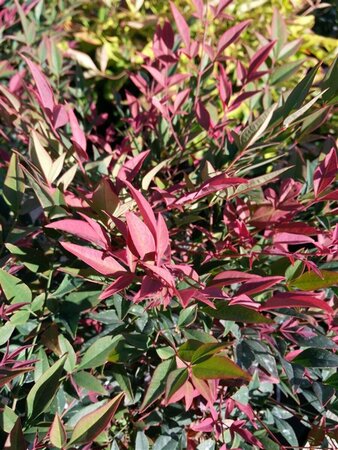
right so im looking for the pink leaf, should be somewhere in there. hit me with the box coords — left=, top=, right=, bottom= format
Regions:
left=124, top=181, right=158, bottom=238
left=260, top=292, right=334, bottom=314
left=142, top=263, right=176, bottom=287
left=126, top=212, right=156, bottom=259
left=61, top=242, right=126, bottom=276
left=156, top=213, right=170, bottom=264
left=192, top=0, right=204, bottom=20
left=99, top=274, right=135, bottom=300
left=313, top=147, right=338, bottom=197
left=116, top=150, right=150, bottom=192
left=46, top=217, right=110, bottom=249
left=217, top=20, right=251, bottom=56
left=68, top=108, right=88, bottom=160
left=143, top=65, right=166, bottom=87
left=170, top=2, right=190, bottom=48
left=23, top=56, right=55, bottom=112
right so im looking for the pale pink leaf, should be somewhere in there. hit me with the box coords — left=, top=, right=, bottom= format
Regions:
left=156, top=213, right=170, bottom=264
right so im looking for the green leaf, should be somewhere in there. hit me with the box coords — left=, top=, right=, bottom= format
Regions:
left=165, top=368, right=188, bottom=401
left=178, top=340, right=203, bottom=362
left=136, top=431, right=149, bottom=450
left=3, top=154, right=25, bottom=214
left=110, top=365, right=134, bottom=402
left=178, top=305, right=197, bottom=327
left=27, top=355, right=67, bottom=420
left=239, top=104, right=277, bottom=150
left=58, top=335, right=76, bottom=372
left=285, top=260, right=303, bottom=282
left=283, top=89, right=328, bottom=128
left=231, top=167, right=291, bottom=198
left=191, top=343, right=227, bottom=364
left=293, top=349, right=338, bottom=368
left=203, top=304, right=272, bottom=324
left=290, top=270, right=338, bottom=290
left=49, top=414, right=67, bottom=449
left=67, top=392, right=124, bottom=446
left=324, top=372, right=338, bottom=389
left=78, top=335, right=123, bottom=370
left=270, top=60, right=304, bottom=85
left=272, top=63, right=320, bottom=124
left=192, top=355, right=251, bottom=381
left=0, top=269, right=32, bottom=304
left=139, top=358, right=175, bottom=412
left=73, top=371, right=107, bottom=394
left=3, top=418, right=26, bottom=450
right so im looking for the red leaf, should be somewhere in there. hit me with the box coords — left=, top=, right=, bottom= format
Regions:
left=217, top=20, right=251, bottom=56
left=68, top=108, right=88, bottom=160
left=211, top=271, right=258, bottom=287
left=260, top=292, right=334, bottom=314
left=313, top=147, right=338, bottom=197
left=170, top=2, right=190, bottom=48
left=61, top=242, right=126, bottom=275
left=195, top=100, right=211, bottom=130
left=237, top=276, right=284, bottom=296
left=124, top=181, right=157, bottom=238
left=248, top=41, right=275, bottom=75
left=126, top=212, right=156, bottom=259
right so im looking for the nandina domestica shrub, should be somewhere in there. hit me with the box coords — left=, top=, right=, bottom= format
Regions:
left=0, top=1, right=338, bottom=449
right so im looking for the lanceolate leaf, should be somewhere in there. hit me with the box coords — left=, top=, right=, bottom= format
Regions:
left=260, top=292, right=334, bottom=314
left=4, top=418, right=26, bottom=450
left=3, top=153, right=25, bottom=213
left=204, top=304, right=272, bottom=324
left=192, top=355, right=251, bottom=381
left=289, top=270, right=338, bottom=291
left=68, top=392, right=124, bottom=446
left=165, top=368, right=188, bottom=401
left=239, top=104, right=277, bottom=150
left=0, top=269, right=32, bottom=304
left=27, top=355, right=67, bottom=419
left=140, top=358, right=175, bottom=412
left=313, top=148, right=338, bottom=197
left=61, top=242, right=126, bottom=275
left=293, top=349, right=338, bottom=368
left=49, top=414, right=67, bottom=449
left=217, top=20, right=251, bottom=56
left=126, top=212, right=156, bottom=259
left=170, top=2, right=190, bottom=48
left=23, top=56, right=55, bottom=112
